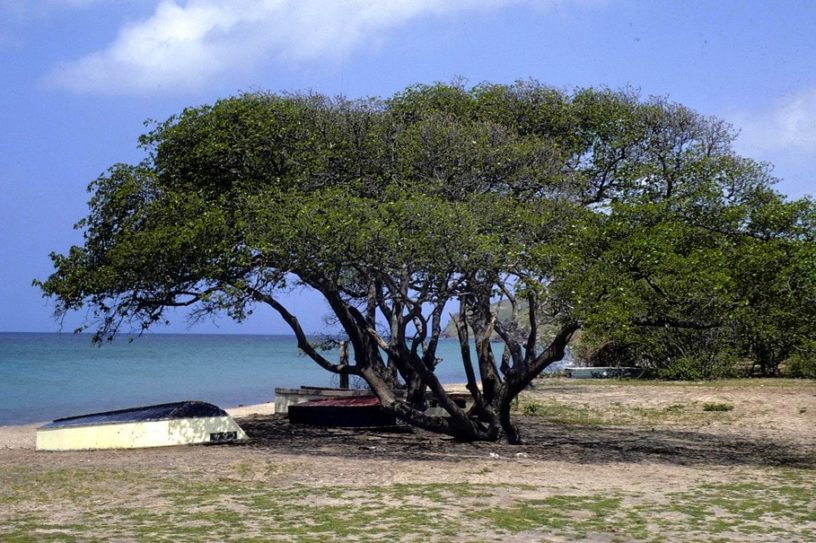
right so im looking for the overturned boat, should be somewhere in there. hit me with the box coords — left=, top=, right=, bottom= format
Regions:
left=287, top=395, right=398, bottom=427
left=36, top=401, right=248, bottom=451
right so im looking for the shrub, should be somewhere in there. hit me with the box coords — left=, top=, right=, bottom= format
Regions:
left=655, top=352, right=739, bottom=381
left=785, top=352, right=816, bottom=379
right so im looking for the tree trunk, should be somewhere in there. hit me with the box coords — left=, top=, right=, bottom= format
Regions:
left=495, top=321, right=579, bottom=443
left=338, top=341, right=349, bottom=389
left=404, top=368, right=428, bottom=411
left=498, top=395, right=522, bottom=444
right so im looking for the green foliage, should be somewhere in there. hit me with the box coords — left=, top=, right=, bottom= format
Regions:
left=785, top=343, right=816, bottom=379
left=655, top=352, right=740, bottom=381
left=567, top=191, right=816, bottom=377
left=37, top=80, right=816, bottom=440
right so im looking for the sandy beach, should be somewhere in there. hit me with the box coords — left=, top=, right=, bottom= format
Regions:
left=0, top=402, right=279, bottom=451
left=1, top=379, right=814, bottom=541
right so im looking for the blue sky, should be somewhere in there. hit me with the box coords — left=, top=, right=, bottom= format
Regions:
left=1, top=0, right=814, bottom=335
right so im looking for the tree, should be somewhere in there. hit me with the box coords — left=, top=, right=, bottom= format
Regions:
left=565, top=174, right=816, bottom=378
left=38, top=82, right=815, bottom=443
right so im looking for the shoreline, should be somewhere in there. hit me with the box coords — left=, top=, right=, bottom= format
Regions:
left=0, top=382, right=474, bottom=429
left=0, top=384, right=473, bottom=449
left=0, top=383, right=472, bottom=450
left=0, top=400, right=278, bottom=429
left=0, top=333, right=478, bottom=427
left=0, top=400, right=277, bottom=450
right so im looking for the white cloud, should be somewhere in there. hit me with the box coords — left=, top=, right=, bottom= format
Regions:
left=46, top=0, right=529, bottom=95
left=734, top=86, right=816, bottom=155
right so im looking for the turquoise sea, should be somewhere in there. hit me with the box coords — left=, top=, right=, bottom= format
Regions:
left=0, top=333, right=475, bottom=425
left=0, top=332, right=571, bottom=426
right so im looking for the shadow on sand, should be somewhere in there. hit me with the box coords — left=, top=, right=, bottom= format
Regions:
left=237, top=414, right=815, bottom=469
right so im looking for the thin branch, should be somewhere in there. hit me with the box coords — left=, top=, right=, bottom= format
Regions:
left=238, top=283, right=353, bottom=375
left=523, top=292, right=538, bottom=366
left=632, top=316, right=721, bottom=330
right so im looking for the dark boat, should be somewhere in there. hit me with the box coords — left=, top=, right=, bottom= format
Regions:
left=287, top=396, right=397, bottom=427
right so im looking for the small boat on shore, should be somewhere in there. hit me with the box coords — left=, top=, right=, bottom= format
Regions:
left=36, top=401, right=248, bottom=451
left=287, top=395, right=398, bottom=427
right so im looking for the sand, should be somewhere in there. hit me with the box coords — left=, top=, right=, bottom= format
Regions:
left=2, top=379, right=814, bottom=462
left=1, top=379, right=814, bottom=541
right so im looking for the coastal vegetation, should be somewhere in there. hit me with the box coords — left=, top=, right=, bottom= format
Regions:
left=38, top=81, right=816, bottom=442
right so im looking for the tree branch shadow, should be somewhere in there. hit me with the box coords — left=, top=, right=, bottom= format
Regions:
left=238, top=414, right=815, bottom=469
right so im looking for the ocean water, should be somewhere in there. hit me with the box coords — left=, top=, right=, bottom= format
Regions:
left=0, top=333, right=471, bottom=425
left=0, top=332, right=570, bottom=425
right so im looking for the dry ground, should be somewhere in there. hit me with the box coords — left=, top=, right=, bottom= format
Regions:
left=0, top=378, right=814, bottom=542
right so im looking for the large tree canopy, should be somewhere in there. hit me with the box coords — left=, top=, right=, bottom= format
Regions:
left=39, top=82, right=816, bottom=442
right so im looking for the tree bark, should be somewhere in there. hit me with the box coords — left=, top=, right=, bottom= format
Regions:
left=497, top=321, right=579, bottom=443
left=339, top=341, right=349, bottom=389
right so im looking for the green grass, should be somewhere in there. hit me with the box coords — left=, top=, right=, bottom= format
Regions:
left=2, top=466, right=813, bottom=542
left=703, top=402, right=734, bottom=412
left=537, top=377, right=815, bottom=389
left=0, top=469, right=490, bottom=542
left=477, top=494, right=622, bottom=536
left=514, top=397, right=737, bottom=427
left=517, top=399, right=607, bottom=425
left=478, top=471, right=816, bottom=542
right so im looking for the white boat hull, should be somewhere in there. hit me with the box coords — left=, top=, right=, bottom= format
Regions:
left=36, top=402, right=248, bottom=451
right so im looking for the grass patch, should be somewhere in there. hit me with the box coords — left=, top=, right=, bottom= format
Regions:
left=515, top=397, right=736, bottom=427
left=2, top=465, right=814, bottom=542
left=478, top=494, right=622, bottom=536
left=703, top=402, right=734, bottom=412
left=516, top=398, right=608, bottom=425
left=479, top=473, right=816, bottom=542
left=537, top=377, right=816, bottom=389
left=0, top=469, right=500, bottom=542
